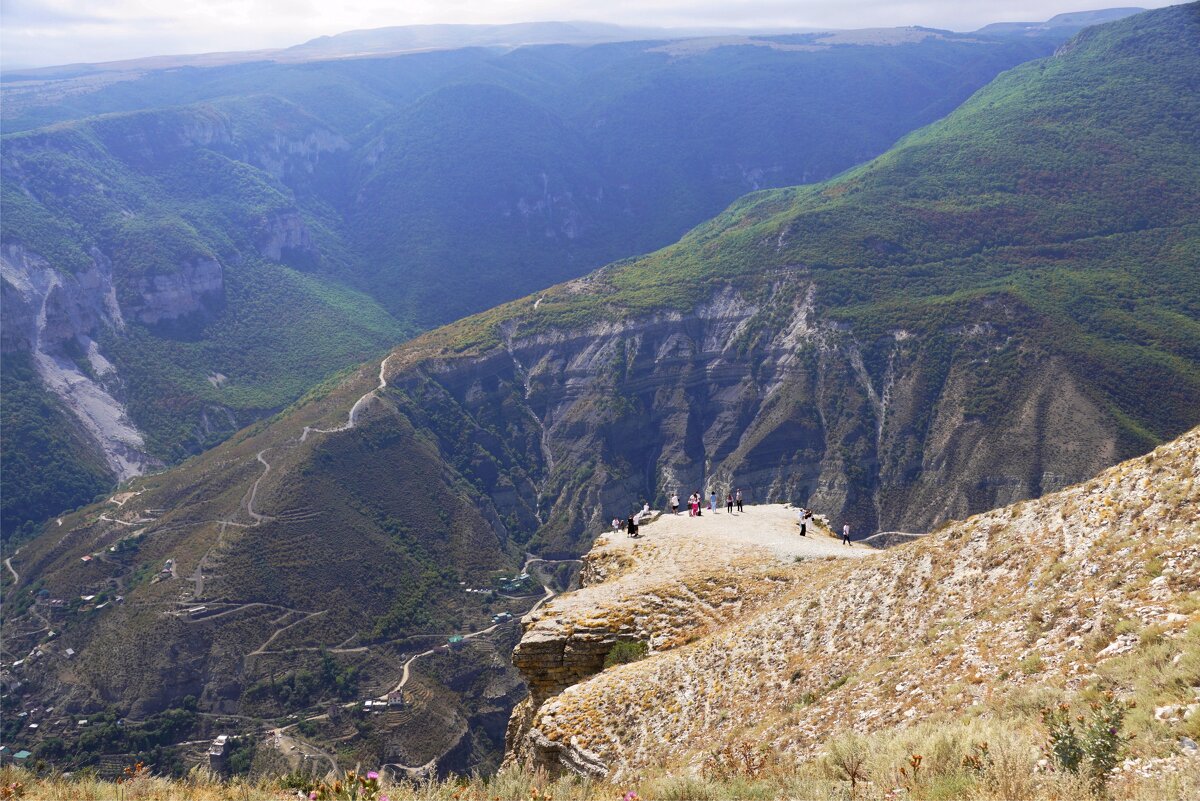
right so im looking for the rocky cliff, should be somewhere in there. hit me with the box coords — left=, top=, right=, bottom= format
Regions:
left=385, top=279, right=1131, bottom=554
left=0, top=244, right=159, bottom=480
left=504, top=427, right=1200, bottom=782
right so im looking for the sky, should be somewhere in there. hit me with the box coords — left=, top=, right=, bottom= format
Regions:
left=0, top=0, right=1180, bottom=69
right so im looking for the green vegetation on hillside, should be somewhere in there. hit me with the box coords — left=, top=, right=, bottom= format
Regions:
left=0, top=352, right=111, bottom=540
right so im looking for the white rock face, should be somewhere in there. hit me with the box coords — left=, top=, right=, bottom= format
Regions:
left=1, top=244, right=161, bottom=481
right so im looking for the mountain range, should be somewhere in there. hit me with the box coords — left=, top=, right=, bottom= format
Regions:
left=1, top=2, right=1197, bottom=780
left=0, top=23, right=1065, bottom=538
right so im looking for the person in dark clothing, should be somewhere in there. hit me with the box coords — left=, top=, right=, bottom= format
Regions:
left=735, top=489, right=744, bottom=512
left=726, top=493, right=734, bottom=514
left=842, top=523, right=852, bottom=546
left=797, top=507, right=807, bottom=536
left=627, top=515, right=639, bottom=538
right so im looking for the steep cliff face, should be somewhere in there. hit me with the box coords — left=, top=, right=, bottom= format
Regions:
left=256, top=212, right=316, bottom=265
left=504, top=427, right=1200, bottom=780
left=121, top=257, right=226, bottom=327
left=0, top=244, right=158, bottom=480
left=389, top=281, right=1128, bottom=553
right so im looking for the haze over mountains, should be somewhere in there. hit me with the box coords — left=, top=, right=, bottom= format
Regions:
left=1, top=18, right=1071, bottom=538
left=1, top=3, right=1197, bottom=784
left=0, top=8, right=1146, bottom=75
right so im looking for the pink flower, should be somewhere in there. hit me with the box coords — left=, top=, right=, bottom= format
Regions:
left=367, top=771, right=379, bottom=780
left=380, top=796, right=390, bottom=801
left=623, top=792, right=639, bottom=801
left=308, top=792, right=317, bottom=800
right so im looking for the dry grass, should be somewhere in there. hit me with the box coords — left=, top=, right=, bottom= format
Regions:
left=6, top=720, right=1199, bottom=801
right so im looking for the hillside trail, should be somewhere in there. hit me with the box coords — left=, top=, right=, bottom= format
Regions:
left=239, top=352, right=394, bottom=525
left=379, top=555, right=579, bottom=698
left=162, top=352, right=395, bottom=607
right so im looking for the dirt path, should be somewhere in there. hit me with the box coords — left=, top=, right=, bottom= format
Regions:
left=4, top=555, right=18, bottom=584
left=300, top=354, right=393, bottom=443
left=230, top=352, right=393, bottom=528
left=187, top=521, right=234, bottom=599
left=247, top=609, right=328, bottom=657
left=379, top=557, right=578, bottom=699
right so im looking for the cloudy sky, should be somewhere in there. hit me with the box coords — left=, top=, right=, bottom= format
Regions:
left=0, top=0, right=1179, bottom=69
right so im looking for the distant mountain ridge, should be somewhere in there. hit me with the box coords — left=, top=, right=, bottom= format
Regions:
left=3, top=7, right=1143, bottom=79
left=0, top=20, right=804, bottom=78
left=976, top=6, right=1146, bottom=37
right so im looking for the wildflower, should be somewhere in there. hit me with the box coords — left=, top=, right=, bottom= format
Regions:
left=309, top=792, right=317, bottom=800
left=623, top=792, right=640, bottom=801
left=367, top=771, right=380, bottom=780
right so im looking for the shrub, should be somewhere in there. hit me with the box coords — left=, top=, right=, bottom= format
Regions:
left=604, top=640, right=649, bottom=669
left=701, top=740, right=770, bottom=781
left=1042, top=692, right=1134, bottom=792
left=823, top=732, right=870, bottom=798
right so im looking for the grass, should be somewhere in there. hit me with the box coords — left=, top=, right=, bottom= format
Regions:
left=6, top=712, right=1199, bottom=800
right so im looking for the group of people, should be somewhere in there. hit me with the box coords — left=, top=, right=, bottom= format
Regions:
left=613, top=503, right=653, bottom=538
left=613, top=491, right=854, bottom=545
left=796, top=505, right=853, bottom=545
left=668, top=488, right=745, bottom=516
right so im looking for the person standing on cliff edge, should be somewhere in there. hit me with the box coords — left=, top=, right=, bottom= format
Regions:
left=842, top=523, right=852, bottom=546
left=735, top=488, right=743, bottom=513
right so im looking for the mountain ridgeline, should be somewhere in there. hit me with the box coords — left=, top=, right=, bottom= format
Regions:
left=0, top=30, right=1060, bottom=537
left=301, top=2, right=1200, bottom=553
left=2, top=3, right=1198, bottom=780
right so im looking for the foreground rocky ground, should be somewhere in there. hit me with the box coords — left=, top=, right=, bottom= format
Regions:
left=504, top=427, right=1200, bottom=794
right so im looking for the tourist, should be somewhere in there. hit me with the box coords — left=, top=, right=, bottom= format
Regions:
left=627, top=515, right=638, bottom=538
left=726, top=493, right=734, bottom=514
left=670, top=492, right=680, bottom=515
left=709, top=490, right=717, bottom=513
left=842, top=523, right=851, bottom=546
left=735, top=488, right=743, bottom=512
left=798, top=507, right=807, bottom=536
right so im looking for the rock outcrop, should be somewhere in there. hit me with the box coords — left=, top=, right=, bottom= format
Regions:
left=256, top=211, right=316, bottom=265
left=122, top=257, right=225, bottom=326
left=390, top=280, right=1131, bottom=555
left=505, top=506, right=864, bottom=775
left=504, top=427, right=1200, bottom=780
